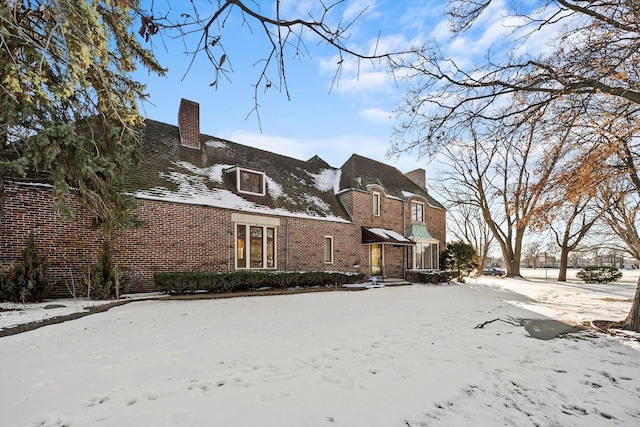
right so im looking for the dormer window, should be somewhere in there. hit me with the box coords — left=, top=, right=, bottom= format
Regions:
left=235, top=167, right=265, bottom=196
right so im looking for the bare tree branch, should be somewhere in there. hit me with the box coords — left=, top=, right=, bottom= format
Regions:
left=135, top=1, right=409, bottom=126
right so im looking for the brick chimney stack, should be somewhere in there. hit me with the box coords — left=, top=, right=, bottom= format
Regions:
left=405, top=168, right=428, bottom=192
left=178, top=99, right=200, bottom=149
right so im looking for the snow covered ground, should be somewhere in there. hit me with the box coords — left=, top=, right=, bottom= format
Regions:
left=1, top=269, right=639, bottom=426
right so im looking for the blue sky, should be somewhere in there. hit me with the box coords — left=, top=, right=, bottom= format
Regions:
left=133, top=0, right=547, bottom=184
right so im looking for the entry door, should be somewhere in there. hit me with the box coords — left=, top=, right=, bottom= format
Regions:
left=371, top=244, right=383, bottom=276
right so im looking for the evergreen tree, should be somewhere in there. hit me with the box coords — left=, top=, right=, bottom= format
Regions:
left=0, top=232, right=50, bottom=303
left=82, top=240, right=127, bottom=300
left=441, top=241, right=478, bottom=283
left=1, top=1, right=165, bottom=233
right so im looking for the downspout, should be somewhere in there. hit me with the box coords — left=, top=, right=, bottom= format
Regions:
left=229, top=219, right=234, bottom=273
left=285, top=217, right=289, bottom=272
left=402, top=198, right=407, bottom=280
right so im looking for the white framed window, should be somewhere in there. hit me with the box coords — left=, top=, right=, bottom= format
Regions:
left=324, top=236, right=334, bottom=264
left=408, top=242, right=439, bottom=270
left=236, top=223, right=276, bottom=269
left=233, top=167, right=265, bottom=196
left=373, top=191, right=381, bottom=216
left=411, top=202, right=424, bottom=222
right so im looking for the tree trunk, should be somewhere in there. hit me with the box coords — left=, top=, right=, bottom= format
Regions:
left=478, top=243, right=490, bottom=274
left=557, top=248, right=569, bottom=282
left=497, top=236, right=522, bottom=277
left=622, top=276, right=640, bottom=332
left=505, top=258, right=521, bottom=277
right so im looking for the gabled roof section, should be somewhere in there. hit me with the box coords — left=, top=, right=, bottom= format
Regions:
left=306, top=155, right=331, bottom=169
left=124, top=119, right=349, bottom=222
left=339, top=154, right=445, bottom=210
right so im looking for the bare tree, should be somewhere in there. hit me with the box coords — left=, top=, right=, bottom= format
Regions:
left=600, top=184, right=640, bottom=263
left=444, top=202, right=495, bottom=272
left=2, top=0, right=405, bottom=227
left=546, top=197, right=602, bottom=281
left=390, top=0, right=640, bottom=330
left=392, top=0, right=638, bottom=154
left=433, top=109, right=563, bottom=277
left=137, top=0, right=404, bottom=126
left=523, top=241, right=543, bottom=269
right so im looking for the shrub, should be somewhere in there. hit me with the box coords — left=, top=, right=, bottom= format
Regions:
left=154, top=271, right=365, bottom=295
left=0, top=232, right=51, bottom=303
left=405, top=270, right=453, bottom=284
left=440, top=241, right=478, bottom=283
left=82, top=241, right=128, bottom=299
left=576, top=266, right=623, bottom=284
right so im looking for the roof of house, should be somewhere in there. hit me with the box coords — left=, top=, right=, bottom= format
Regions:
left=125, top=119, right=350, bottom=222
left=339, top=154, right=445, bottom=209
left=122, top=119, right=444, bottom=221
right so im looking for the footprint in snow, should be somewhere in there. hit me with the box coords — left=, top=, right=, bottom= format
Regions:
left=85, top=396, right=109, bottom=407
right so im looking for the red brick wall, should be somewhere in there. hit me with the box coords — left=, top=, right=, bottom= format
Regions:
left=1, top=183, right=447, bottom=297
left=403, top=197, right=447, bottom=249
left=280, top=217, right=362, bottom=274
left=345, top=187, right=405, bottom=232
left=425, top=204, right=447, bottom=248
left=340, top=188, right=409, bottom=278
left=110, top=200, right=234, bottom=289
left=342, top=189, right=447, bottom=276
left=1, top=184, right=106, bottom=297
left=178, top=99, right=200, bottom=149
left=1, top=184, right=370, bottom=297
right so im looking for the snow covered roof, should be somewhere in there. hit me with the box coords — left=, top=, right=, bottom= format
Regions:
left=120, top=120, right=445, bottom=221
left=123, top=119, right=351, bottom=222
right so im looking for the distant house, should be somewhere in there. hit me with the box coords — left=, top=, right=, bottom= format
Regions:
left=1, top=99, right=446, bottom=296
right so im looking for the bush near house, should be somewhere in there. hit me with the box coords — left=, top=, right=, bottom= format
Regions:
left=440, top=241, right=478, bottom=283
left=576, top=266, right=623, bottom=284
left=155, top=271, right=366, bottom=295
left=81, top=241, right=129, bottom=300
left=405, top=270, right=452, bottom=284
left=0, top=233, right=51, bottom=303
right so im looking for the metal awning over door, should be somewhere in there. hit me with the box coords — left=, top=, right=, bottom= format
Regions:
left=361, top=227, right=415, bottom=246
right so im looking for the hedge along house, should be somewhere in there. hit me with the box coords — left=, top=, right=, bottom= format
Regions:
left=0, top=99, right=446, bottom=297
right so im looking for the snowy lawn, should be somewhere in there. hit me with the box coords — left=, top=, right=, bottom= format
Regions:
left=1, top=270, right=639, bottom=426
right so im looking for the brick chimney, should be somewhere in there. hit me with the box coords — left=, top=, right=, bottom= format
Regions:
left=178, top=99, right=200, bottom=149
left=405, top=168, right=427, bottom=191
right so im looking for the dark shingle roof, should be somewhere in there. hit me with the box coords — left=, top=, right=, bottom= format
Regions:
left=10, top=117, right=445, bottom=216
left=124, top=119, right=351, bottom=221
left=339, top=154, right=445, bottom=209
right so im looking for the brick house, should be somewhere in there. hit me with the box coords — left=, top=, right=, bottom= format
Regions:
left=0, top=99, right=446, bottom=296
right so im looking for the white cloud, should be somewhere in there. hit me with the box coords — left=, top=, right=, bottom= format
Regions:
left=359, top=107, right=392, bottom=123
left=441, top=0, right=568, bottom=65
left=317, top=33, right=412, bottom=98
left=343, top=0, right=377, bottom=22
left=221, top=131, right=313, bottom=162
left=220, top=129, right=408, bottom=171
left=429, top=18, right=454, bottom=43
left=332, top=68, right=393, bottom=96
left=218, top=122, right=448, bottom=179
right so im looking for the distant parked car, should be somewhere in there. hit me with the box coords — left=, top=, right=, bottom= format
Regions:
left=482, top=267, right=506, bottom=276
